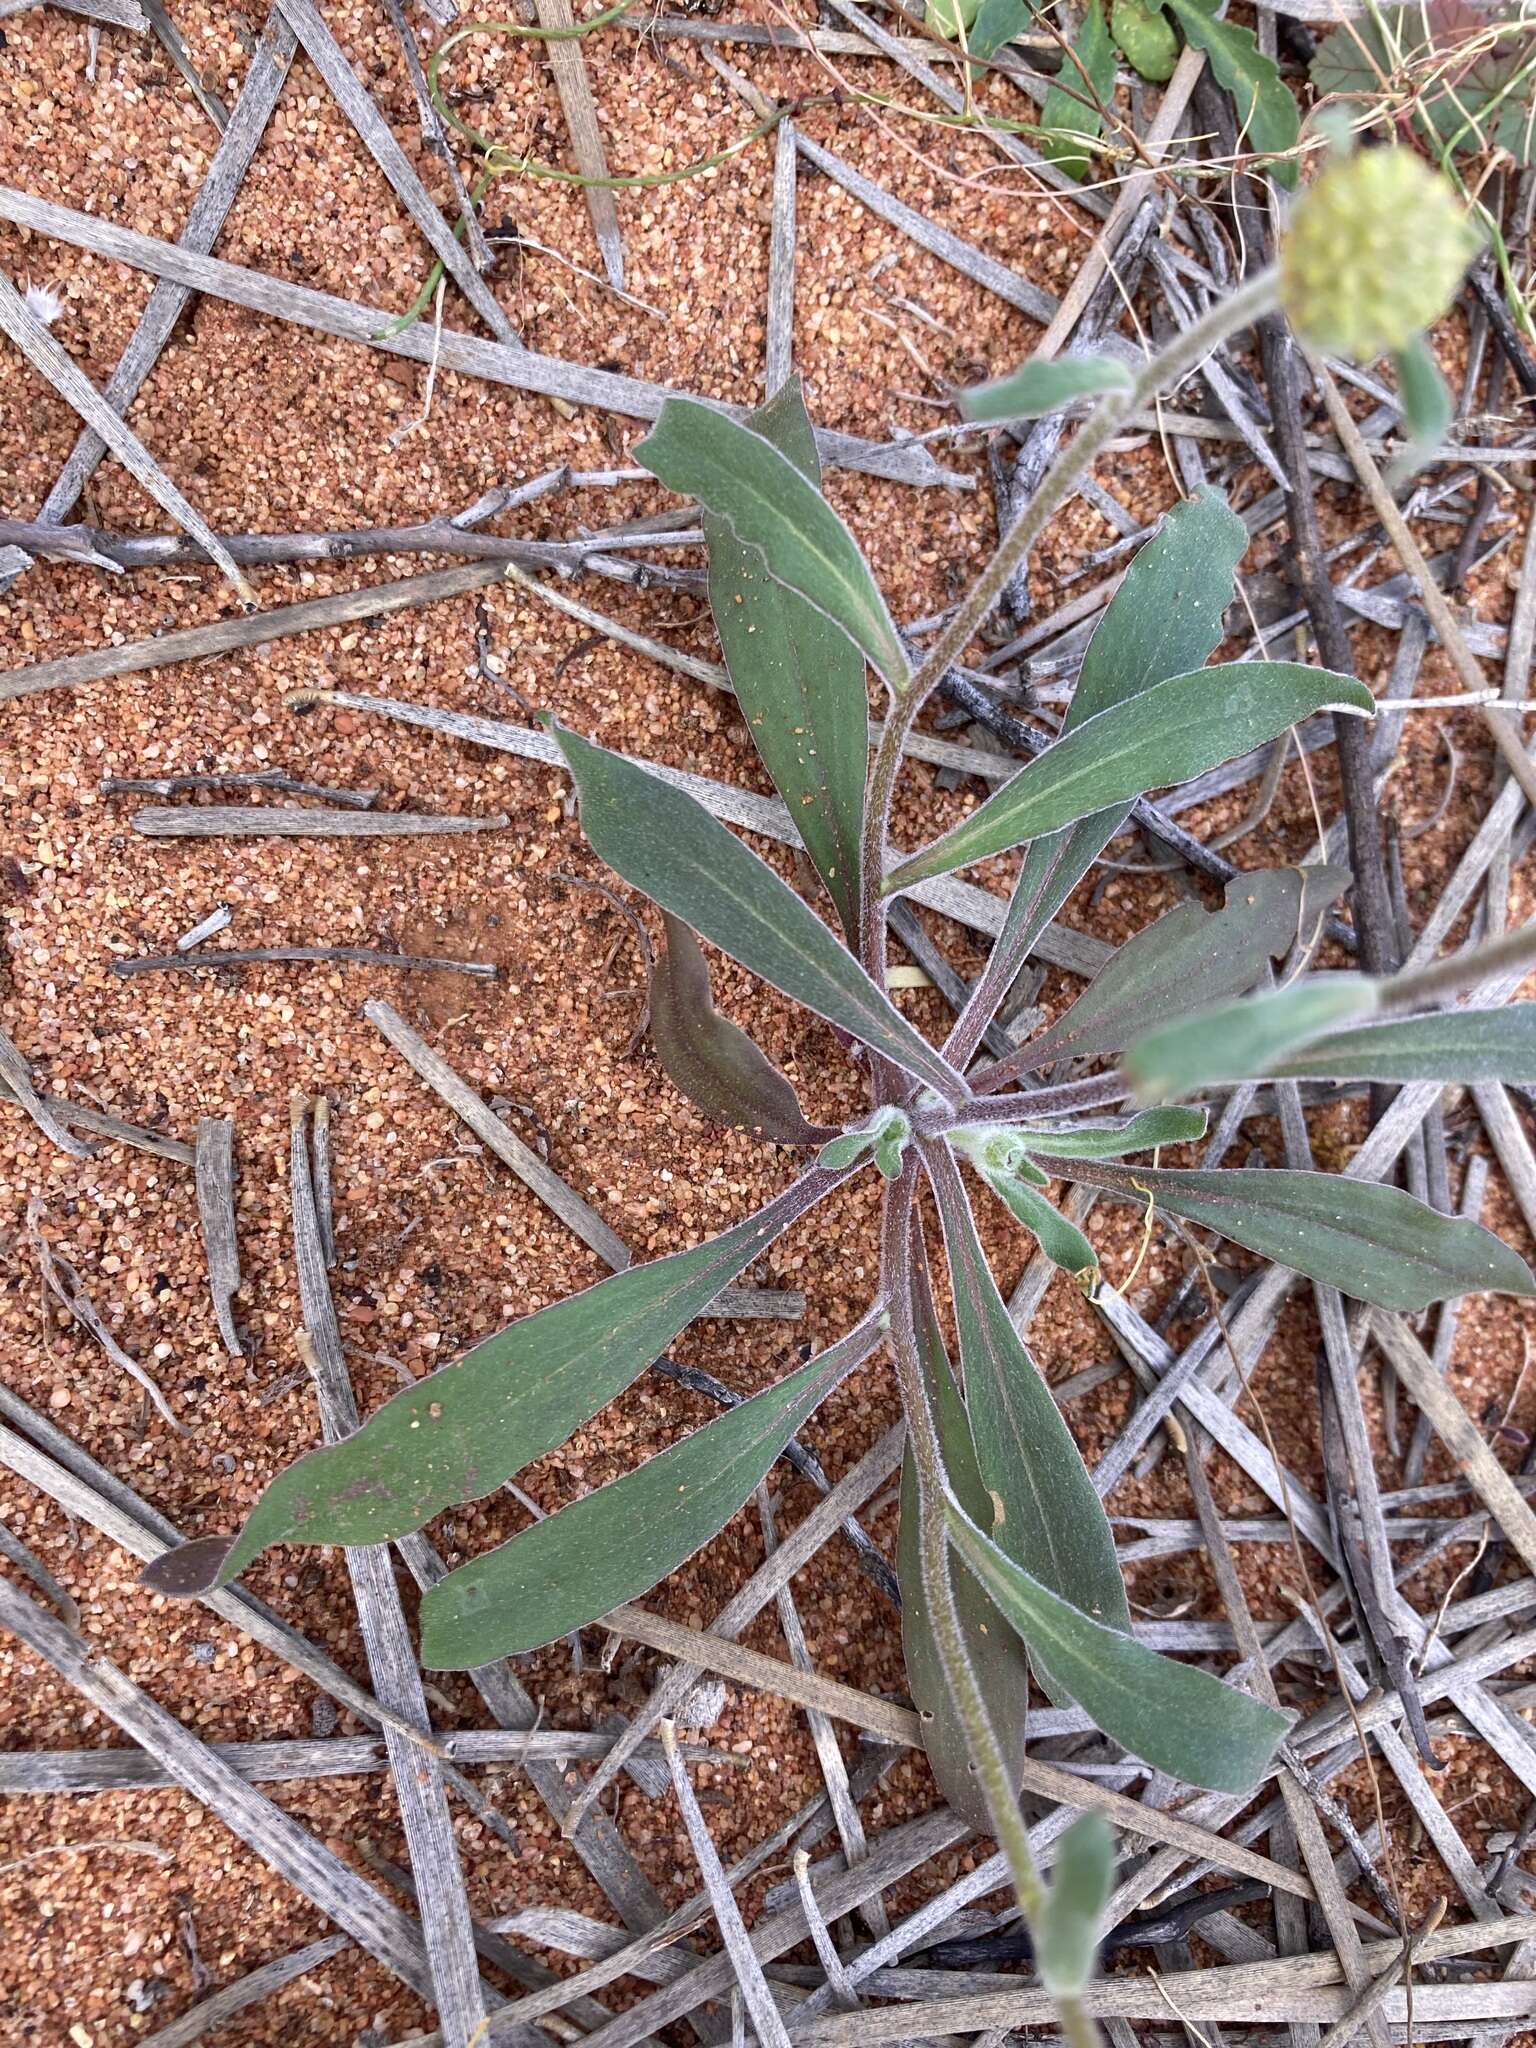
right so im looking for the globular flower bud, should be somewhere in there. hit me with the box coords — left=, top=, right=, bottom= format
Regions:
left=1280, top=147, right=1480, bottom=360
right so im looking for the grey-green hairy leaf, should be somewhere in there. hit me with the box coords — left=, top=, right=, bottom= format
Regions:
left=1038, top=1813, right=1115, bottom=1996
left=1008, top=1106, right=1209, bottom=1159
left=887, top=666, right=1373, bottom=892
left=1127, top=974, right=1377, bottom=1100
left=706, top=378, right=868, bottom=939
left=928, top=1150, right=1130, bottom=1637
left=1077, top=487, right=1248, bottom=724
left=420, top=1319, right=877, bottom=1668
left=984, top=1170, right=1100, bottom=1286
left=553, top=724, right=966, bottom=1099
left=1265, top=1004, right=1536, bottom=1083
left=960, top=353, right=1133, bottom=423
left=899, top=1230, right=1031, bottom=1830
left=1166, top=0, right=1299, bottom=185
left=947, top=1499, right=1291, bottom=1791
left=967, top=0, right=1032, bottom=60
left=139, top=1168, right=842, bottom=1598
left=637, top=397, right=908, bottom=688
left=1390, top=336, right=1454, bottom=485
left=1005, top=864, right=1351, bottom=1075
left=651, top=913, right=833, bottom=1145
left=970, top=490, right=1252, bottom=999
left=1037, top=1160, right=1536, bottom=1311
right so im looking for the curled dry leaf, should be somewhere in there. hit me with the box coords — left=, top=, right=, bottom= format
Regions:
left=650, top=912, right=836, bottom=1145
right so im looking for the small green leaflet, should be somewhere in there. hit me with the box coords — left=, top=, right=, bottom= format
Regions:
left=705, top=379, right=869, bottom=941
left=1112, top=0, right=1178, bottom=80
left=1038, top=1814, right=1115, bottom=1997
left=946, top=1498, right=1292, bottom=1791
left=1166, top=0, right=1299, bottom=187
left=898, top=1228, right=1032, bottom=1831
left=1015, top=866, right=1351, bottom=1074
left=1034, top=1159, right=1536, bottom=1312
left=553, top=724, right=966, bottom=1100
left=928, top=1149, right=1130, bottom=1637
left=1042, top=0, right=1117, bottom=180
left=1390, top=336, right=1454, bottom=485
left=419, top=1319, right=878, bottom=1669
left=1265, top=1005, right=1536, bottom=1083
left=650, top=913, right=833, bottom=1145
left=138, top=1168, right=841, bottom=1598
left=1127, top=974, right=1377, bottom=1099
left=886, top=665, right=1374, bottom=892
left=984, top=1170, right=1100, bottom=1287
left=960, top=353, right=1134, bottom=423
left=637, top=398, right=909, bottom=689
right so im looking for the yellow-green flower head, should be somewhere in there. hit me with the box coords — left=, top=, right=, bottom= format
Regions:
left=1280, top=148, right=1481, bottom=360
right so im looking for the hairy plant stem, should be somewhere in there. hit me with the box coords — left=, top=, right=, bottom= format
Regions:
left=926, top=1071, right=1135, bottom=1130
left=883, top=1161, right=1106, bottom=2048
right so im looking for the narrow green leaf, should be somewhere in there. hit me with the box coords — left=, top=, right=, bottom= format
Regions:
left=984, top=1170, right=1100, bottom=1286
left=1041, top=0, right=1117, bottom=180
left=959, top=354, right=1133, bottom=423
left=637, top=397, right=908, bottom=688
left=651, top=913, right=833, bottom=1145
left=139, top=1168, right=841, bottom=1598
left=1018, top=866, right=1351, bottom=1071
left=1127, top=974, right=1378, bottom=1099
left=947, top=1499, right=1291, bottom=1791
left=420, top=1319, right=877, bottom=1668
left=1112, top=0, right=1178, bottom=79
left=553, top=724, right=965, bottom=1099
left=928, top=1151, right=1130, bottom=1634
left=887, top=657, right=1373, bottom=890
left=1166, top=0, right=1300, bottom=186
left=1038, top=1814, right=1115, bottom=1996
left=1390, top=335, right=1454, bottom=484
left=1077, top=487, right=1248, bottom=722
left=899, top=1228, right=1032, bottom=1830
left=1266, top=1004, right=1536, bottom=1083
left=706, top=378, right=868, bottom=939
left=1034, top=1160, right=1536, bottom=1311
left=926, top=0, right=981, bottom=32
left=1010, top=1106, right=1209, bottom=1158
left=969, top=491, right=1250, bottom=998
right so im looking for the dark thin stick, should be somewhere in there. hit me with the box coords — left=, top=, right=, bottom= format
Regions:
left=0, top=1576, right=443, bottom=2000
left=382, top=0, right=495, bottom=277
left=1468, top=259, right=1536, bottom=398
left=194, top=1118, right=243, bottom=1357
left=766, top=116, right=796, bottom=394
left=0, top=1022, right=94, bottom=1160
left=1261, top=314, right=1398, bottom=978
left=0, top=185, right=958, bottom=487
left=110, top=947, right=498, bottom=979
left=533, top=0, right=627, bottom=289
left=277, top=0, right=518, bottom=346
left=34, top=7, right=295, bottom=532
left=105, top=768, right=379, bottom=806
left=289, top=1097, right=488, bottom=2043
left=132, top=803, right=506, bottom=838
left=138, top=1937, right=350, bottom=2048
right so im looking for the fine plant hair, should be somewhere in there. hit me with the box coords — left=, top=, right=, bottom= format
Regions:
left=145, top=197, right=1535, bottom=2040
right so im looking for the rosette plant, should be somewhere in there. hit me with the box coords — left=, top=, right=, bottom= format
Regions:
left=148, top=153, right=1533, bottom=2024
